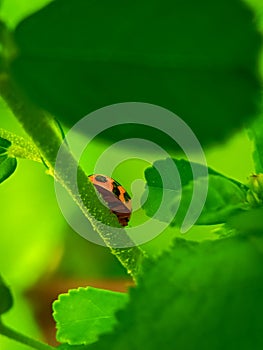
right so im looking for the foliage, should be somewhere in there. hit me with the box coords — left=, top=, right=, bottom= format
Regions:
left=53, top=287, right=128, bottom=346
left=86, top=234, right=263, bottom=350
left=142, top=159, right=249, bottom=226
left=10, top=0, right=262, bottom=146
left=0, top=136, right=17, bottom=183
left=0, top=276, right=13, bottom=316
left=0, top=0, right=263, bottom=350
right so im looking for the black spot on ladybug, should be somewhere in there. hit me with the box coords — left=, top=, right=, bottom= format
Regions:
left=113, top=179, right=121, bottom=186
left=95, top=175, right=108, bottom=183
left=112, top=181, right=121, bottom=197
left=123, top=191, right=131, bottom=202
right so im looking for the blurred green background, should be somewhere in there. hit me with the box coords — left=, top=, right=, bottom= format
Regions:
left=0, top=0, right=263, bottom=348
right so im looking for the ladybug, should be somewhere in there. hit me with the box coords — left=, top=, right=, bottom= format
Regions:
left=88, top=174, right=132, bottom=227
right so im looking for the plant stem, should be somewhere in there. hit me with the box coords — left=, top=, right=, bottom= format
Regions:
left=0, top=128, right=42, bottom=162
left=0, top=320, right=55, bottom=350
left=0, top=73, right=145, bottom=279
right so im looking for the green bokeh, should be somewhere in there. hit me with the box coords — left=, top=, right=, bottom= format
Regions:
left=0, top=0, right=53, bottom=28
left=0, top=291, right=42, bottom=350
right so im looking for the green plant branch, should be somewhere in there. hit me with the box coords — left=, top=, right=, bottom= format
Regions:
left=0, top=72, right=145, bottom=279
left=0, top=128, right=42, bottom=162
left=0, top=319, right=55, bottom=350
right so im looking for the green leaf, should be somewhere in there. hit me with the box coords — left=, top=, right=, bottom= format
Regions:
left=143, top=158, right=245, bottom=189
left=85, top=235, right=263, bottom=350
left=58, top=346, right=86, bottom=350
left=0, top=157, right=17, bottom=183
left=142, top=158, right=248, bottom=226
left=227, top=207, right=263, bottom=236
left=0, top=136, right=11, bottom=150
left=249, top=114, right=263, bottom=173
left=53, top=287, right=129, bottom=346
left=195, top=175, right=248, bottom=224
left=0, top=276, right=13, bottom=315
left=0, top=137, right=17, bottom=183
left=11, top=0, right=261, bottom=145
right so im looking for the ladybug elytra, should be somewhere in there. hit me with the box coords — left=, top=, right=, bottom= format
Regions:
left=88, top=174, right=132, bottom=227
